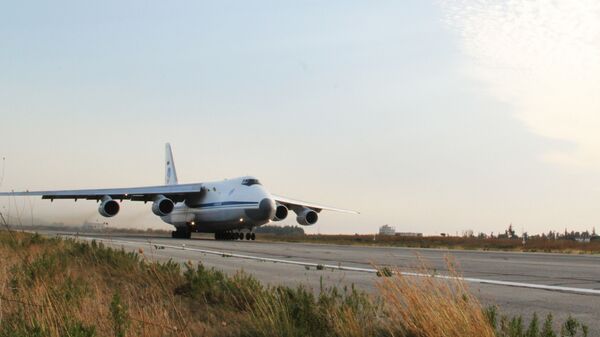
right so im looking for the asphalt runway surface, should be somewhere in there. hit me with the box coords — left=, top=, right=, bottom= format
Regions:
left=43, top=231, right=600, bottom=331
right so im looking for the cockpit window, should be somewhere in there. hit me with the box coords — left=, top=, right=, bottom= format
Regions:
left=242, top=178, right=261, bottom=186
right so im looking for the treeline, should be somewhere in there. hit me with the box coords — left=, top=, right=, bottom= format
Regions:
left=461, top=224, right=599, bottom=241
left=11, top=224, right=171, bottom=235
left=254, top=225, right=305, bottom=236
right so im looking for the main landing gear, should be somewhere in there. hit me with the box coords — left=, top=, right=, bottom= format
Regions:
left=171, top=227, right=191, bottom=239
left=215, top=231, right=255, bottom=241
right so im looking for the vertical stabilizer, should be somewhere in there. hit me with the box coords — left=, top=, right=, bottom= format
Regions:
left=165, top=143, right=178, bottom=185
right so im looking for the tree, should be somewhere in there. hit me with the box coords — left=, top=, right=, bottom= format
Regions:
left=506, top=224, right=518, bottom=239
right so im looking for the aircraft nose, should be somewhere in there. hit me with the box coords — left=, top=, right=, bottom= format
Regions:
left=259, top=198, right=277, bottom=219
left=245, top=198, right=277, bottom=221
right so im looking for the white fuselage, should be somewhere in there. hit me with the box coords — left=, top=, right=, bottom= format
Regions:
left=161, top=176, right=275, bottom=233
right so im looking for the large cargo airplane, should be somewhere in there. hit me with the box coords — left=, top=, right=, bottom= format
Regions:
left=0, top=144, right=357, bottom=240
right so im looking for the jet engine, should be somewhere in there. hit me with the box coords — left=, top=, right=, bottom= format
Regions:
left=296, top=208, right=318, bottom=226
left=98, top=197, right=120, bottom=217
left=152, top=195, right=175, bottom=216
left=272, top=204, right=288, bottom=221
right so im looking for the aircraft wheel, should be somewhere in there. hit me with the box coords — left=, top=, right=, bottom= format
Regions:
left=238, top=232, right=243, bottom=240
left=245, top=233, right=251, bottom=240
left=251, top=233, right=256, bottom=240
left=172, top=228, right=190, bottom=239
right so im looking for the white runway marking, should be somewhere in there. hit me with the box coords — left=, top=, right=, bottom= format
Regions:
left=75, top=235, right=600, bottom=296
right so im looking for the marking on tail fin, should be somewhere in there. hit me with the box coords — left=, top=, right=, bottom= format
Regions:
left=165, top=143, right=178, bottom=185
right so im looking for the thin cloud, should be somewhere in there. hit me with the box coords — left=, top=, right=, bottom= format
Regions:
left=441, top=0, right=600, bottom=168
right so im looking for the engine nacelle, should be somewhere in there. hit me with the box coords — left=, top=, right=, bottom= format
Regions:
left=152, top=195, right=175, bottom=216
left=98, top=197, right=120, bottom=217
left=272, top=204, right=288, bottom=221
left=296, top=208, right=318, bottom=226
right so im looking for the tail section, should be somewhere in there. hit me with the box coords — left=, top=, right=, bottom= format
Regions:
left=165, top=143, right=178, bottom=185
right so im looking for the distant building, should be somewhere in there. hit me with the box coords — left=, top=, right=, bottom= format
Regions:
left=379, top=225, right=396, bottom=236
left=396, top=232, right=423, bottom=237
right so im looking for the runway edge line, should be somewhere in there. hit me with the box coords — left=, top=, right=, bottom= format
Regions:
left=74, top=235, right=600, bottom=296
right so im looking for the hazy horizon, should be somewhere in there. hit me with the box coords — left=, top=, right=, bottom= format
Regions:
left=2, top=1, right=600, bottom=235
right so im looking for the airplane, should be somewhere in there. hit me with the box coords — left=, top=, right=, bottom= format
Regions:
left=0, top=144, right=358, bottom=240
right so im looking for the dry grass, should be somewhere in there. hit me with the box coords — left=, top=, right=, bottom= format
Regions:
left=0, top=230, right=589, bottom=337
left=0, top=231, right=203, bottom=336
left=376, top=257, right=495, bottom=337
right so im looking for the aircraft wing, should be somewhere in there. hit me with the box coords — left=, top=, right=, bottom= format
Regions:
left=0, top=183, right=205, bottom=202
left=272, top=195, right=359, bottom=214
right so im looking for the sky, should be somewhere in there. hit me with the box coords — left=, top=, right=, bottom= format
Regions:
left=1, top=1, right=600, bottom=235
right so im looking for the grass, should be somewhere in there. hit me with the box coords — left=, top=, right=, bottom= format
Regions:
left=0, top=230, right=590, bottom=336
left=258, top=234, right=600, bottom=254
left=377, top=258, right=495, bottom=337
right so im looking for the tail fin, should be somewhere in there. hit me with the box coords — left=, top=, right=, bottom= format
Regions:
left=165, top=143, right=178, bottom=185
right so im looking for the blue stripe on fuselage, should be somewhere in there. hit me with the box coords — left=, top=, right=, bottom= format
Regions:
left=194, top=201, right=259, bottom=209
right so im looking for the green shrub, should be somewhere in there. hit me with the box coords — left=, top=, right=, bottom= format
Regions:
left=525, top=313, right=540, bottom=337
left=22, top=254, right=59, bottom=285
left=0, top=321, right=46, bottom=337
left=153, top=258, right=181, bottom=276
left=541, top=314, right=557, bottom=337
left=64, top=321, right=96, bottom=337
left=485, top=306, right=499, bottom=331
left=60, top=276, right=89, bottom=306
left=276, top=286, right=329, bottom=336
left=376, top=267, right=393, bottom=277
left=110, top=292, right=130, bottom=337
left=241, top=283, right=380, bottom=337
left=508, top=316, right=524, bottom=337
left=0, top=316, right=94, bottom=337
left=561, top=315, right=588, bottom=337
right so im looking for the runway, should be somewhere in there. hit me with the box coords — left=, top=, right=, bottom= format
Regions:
left=46, top=231, right=600, bottom=331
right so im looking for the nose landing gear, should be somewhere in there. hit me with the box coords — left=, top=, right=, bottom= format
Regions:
left=171, top=227, right=191, bottom=239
